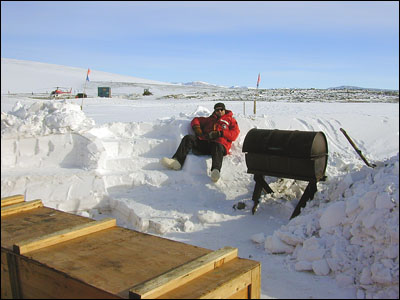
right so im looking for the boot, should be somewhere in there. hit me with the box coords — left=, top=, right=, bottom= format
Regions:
left=160, top=157, right=182, bottom=170
left=210, top=169, right=220, bottom=182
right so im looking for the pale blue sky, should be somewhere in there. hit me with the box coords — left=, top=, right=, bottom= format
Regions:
left=1, top=1, right=399, bottom=89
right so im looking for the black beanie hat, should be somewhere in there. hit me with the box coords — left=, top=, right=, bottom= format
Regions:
left=214, top=102, right=226, bottom=110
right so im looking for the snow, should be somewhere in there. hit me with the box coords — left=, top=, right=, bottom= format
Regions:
left=1, top=58, right=399, bottom=299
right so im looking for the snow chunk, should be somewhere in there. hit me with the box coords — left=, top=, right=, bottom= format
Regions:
left=197, top=210, right=239, bottom=224
left=265, top=233, right=295, bottom=254
left=251, top=233, right=265, bottom=244
left=312, top=259, right=330, bottom=276
left=295, top=260, right=313, bottom=271
left=319, top=201, right=346, bottom=230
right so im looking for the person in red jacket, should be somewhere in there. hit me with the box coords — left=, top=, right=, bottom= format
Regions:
left=160, top=102, right=240, bottom=182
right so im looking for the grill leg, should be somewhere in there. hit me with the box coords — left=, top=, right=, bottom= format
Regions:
left=290, top=181, right=317, bottom=219
left=252, top=175, right=274, bottom=214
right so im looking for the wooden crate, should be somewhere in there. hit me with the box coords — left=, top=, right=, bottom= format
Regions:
left=1, top=195, right=261, bottom=299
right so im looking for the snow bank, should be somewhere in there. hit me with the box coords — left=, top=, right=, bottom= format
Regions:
left=1, top=100, right=95, bottom=138
left=1, top=101, right=105, bottom=211
left=265, top=155, right=399, bottom=299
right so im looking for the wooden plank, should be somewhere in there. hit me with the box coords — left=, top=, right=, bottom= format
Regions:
left=1, top=199, right=43, bottom=217
left=227, top=286, right=250, bottom=299
left=1, top=195, right=25, bottom=207
left=155, top=258, right=260, bottom=299
left=129, top=246, right=238, bottom=299
left=13, top=218, right=116, bottom=255
left=1, top=251, right=14, bottom=299
left=6, top=251, right=22, bottom=299
left=1, top=206, right=93, bottom=250
left=228, top=286, right=250, bottom=299
left=250, top=264, right=261, bottom=299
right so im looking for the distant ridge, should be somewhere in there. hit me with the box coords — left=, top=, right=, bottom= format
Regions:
left=171, top=81, right=227, bottom=88
left=328, top=85, right=398, bottom=92
left=2, top=58, right=397, bottom=93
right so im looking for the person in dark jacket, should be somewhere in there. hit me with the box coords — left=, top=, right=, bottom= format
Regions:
left=160, top=103, right=240, bottom=182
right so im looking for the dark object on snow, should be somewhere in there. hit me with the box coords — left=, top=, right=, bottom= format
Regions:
left=75, top=93, right=87, bottom=98
left=143, top=88, right=152, bottom=96
left=233, top=202, right=246, bottom=210
left=242, top=128, right=328, bottom=218
left=340, top=128, right=376, bottom=168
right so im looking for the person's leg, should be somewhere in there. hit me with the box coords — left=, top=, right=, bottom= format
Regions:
left=172, top=135, right=197, bottom=166
left=210, top=142, right=226, bottom=171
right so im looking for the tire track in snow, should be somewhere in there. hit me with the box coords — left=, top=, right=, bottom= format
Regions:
left=293, top=118, right=315, bottom=131
left=315, top=118, right=349, bottom=154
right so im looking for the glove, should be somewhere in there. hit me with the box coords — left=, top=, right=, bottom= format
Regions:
left=208, top=130, right=222, bottom=140
left=192, top=125, right=203, bottom=137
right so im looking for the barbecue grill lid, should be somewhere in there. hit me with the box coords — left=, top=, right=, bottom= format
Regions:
left=242, top=128, right=328, bottom=158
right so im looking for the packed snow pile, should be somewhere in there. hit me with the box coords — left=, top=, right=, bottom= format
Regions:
left=1, top=100, right=95, bottom=138
left=265, top=155, right=399, bottom=299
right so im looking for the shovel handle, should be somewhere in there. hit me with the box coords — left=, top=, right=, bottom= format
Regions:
left=340, top=128, right=376, bottom=168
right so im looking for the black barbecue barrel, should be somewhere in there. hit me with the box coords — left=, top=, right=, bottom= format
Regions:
left=242, top=129, right=328, bottom=181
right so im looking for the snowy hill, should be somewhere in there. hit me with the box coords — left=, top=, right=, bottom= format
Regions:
left=1, top=58, right=173, bottom=94
left=181, top=81, right=226, bottom=88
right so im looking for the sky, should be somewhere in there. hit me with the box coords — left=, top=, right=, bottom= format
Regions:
left=1, top=1, right=399, bottom=90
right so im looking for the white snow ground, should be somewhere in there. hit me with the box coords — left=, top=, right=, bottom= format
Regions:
left=1, top=58, right=399, bottom=299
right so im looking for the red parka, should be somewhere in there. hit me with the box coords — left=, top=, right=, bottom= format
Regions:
left=190, top=110, right=240, bottom=154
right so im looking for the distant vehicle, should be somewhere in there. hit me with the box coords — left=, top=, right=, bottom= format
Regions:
left=143, top=88, right=152, bottom=96
left=51, top=87, right=72, bottom=96
left=75, top=93, right=87, bottom=98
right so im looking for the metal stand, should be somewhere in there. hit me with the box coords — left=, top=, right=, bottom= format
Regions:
left=251, top=175, right=318, bottom=219
left=289, top=180, right=317, bottom=219
left=251, top=174, right=273, bottom=214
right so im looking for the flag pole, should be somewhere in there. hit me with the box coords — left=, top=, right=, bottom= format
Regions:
left=81, top=68, right=90, bottom=110
left=254, top=73, right=260, bottom=115
left=253, top=95, right=256, bottom=115
left=81, top=80, right=87, bottom=110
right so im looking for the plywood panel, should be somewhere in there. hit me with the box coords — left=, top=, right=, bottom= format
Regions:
left=16, top=254, right=122, bottom=299
left=25, top=227, right=211, bottom=297
left=1, top=206, right=92, bottom=249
